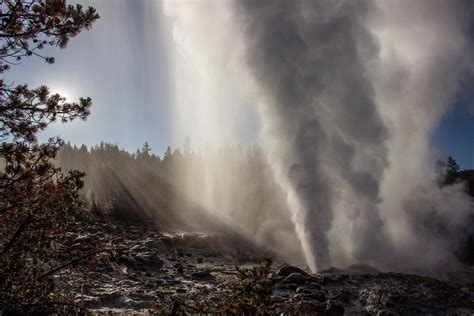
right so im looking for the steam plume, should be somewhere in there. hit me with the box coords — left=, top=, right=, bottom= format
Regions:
left=166, top=0, right=474, bottom=275
left=237, top=0, right=474, bottom=273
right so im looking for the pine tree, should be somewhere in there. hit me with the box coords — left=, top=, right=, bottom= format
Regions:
left=447, top=156, right=460, bottom=174
left=0, top=0, right=99, bottom=312
left=441, top=156, right=461, bottom=185
left=140, top=141, right=152, bottom=159
left=163, top=145, right=172, bottom=162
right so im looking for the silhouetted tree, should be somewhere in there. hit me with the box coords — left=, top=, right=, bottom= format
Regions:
left=444, top=156, right=461, bottom=185
left=0, top=0, right=99, bottom=312
left=163, top=146, right=172, bottom=162
left=137, top=142, right=152, bottom=160
left=142, top=141, right=151, bottom=155
left=447, top=156, right=460, bottom=173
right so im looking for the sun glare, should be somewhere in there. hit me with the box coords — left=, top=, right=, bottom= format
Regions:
left=50, top=84, right=75, bottom=102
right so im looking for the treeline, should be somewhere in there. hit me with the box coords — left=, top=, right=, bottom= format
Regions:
left=56, top=142, right=474, bottom=264
left=57, top=139, right=303, bottom=261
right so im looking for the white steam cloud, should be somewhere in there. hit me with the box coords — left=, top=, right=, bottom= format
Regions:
left=165, top=0, right=474, bottom=276
left=163, top=0, right=256, bottom=147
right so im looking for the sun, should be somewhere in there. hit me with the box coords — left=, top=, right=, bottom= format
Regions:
left=49, top=84, right=75, bottom=102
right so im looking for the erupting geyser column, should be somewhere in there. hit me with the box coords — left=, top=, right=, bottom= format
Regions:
left=166, top=0, right=474, bottom=274
left=237, top=0, right=389, bottom=271
left=236, top=0, right=474, bottom=273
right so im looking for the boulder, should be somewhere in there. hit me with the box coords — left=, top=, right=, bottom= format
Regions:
left=277, top=265, right=310, bottom=277
left=285, top=272, right=311, bottom=284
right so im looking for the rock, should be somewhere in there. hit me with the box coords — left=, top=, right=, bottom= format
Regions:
left=330, top=289, right=352, bottom=304
left=293, top=293, right=305, bottom=301
left=99, top=291, right=122, bottom=304
left=135, top=253, right=151, bottom=264
left=277, top=265, right=310, bottom=277
left=197, top=257, right=204, bottom=263
left=118, top=255, right=137, bottom=268
left=296, top=287, right=311, bottom=294
left=130, top=244, right=145, bottom=252
left=274, top=282, right=299, bottom=290
left=321, top=274, right=345, bottom=285
left=175, top=263, right=184, bottom=274
left=200, top=287, right=210, bottom=295
left=377, top=310, right=397, bottom=316
left=270, top=295, right=286, bottom=303
left=308, top=281, right=322, bottom=289
left=134, top=254, right=164, bottom=270
left=269, top=273, right=285, bottom=284
left=111, top=237, right=124, bottom=245
left=77, top=295, right=101, bottom=308
left=151, top=256, right=164, bottom=270
left=144, top=239, right=160, bottom=248
left=308, top=290, right=327, bottom=302
left=176, top=288, right=187, bottom=294
left=297, top=300, right=326, bottom=313
left=285, top=272, right=311, bottom=284
left=191, top=270, right=214, bottom=280
left=293, top=287, right=326, bottom=301
left=325, top=302, right=345, bottom=316
left=75, top=235, right=92, bottom=242
left=160, top=236, right=174, bottom=246
left=97, top=264, right=115, bottom=273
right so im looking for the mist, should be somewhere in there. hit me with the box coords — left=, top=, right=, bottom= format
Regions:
left=164, top=0, right=474, bottom=277
left=162, top=0, right=306, bottom=263
left=57, top=141, right=306, bottom=264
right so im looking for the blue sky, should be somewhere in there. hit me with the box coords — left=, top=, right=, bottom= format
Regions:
left=431, top=101, right=474, bottom=169
left=4, top=0, right=473, bottom=169
left=5, top=0, right=175, bottom=154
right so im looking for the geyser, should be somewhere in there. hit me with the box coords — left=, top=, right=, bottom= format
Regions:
left=236, top=0, right=390, bottom=271
left=166, top=0, right=474, bottom=276
left=237, top=0, right=474, bottom=274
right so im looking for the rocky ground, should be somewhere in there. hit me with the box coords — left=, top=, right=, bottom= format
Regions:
left=53, top=217, right=474, bottom=315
